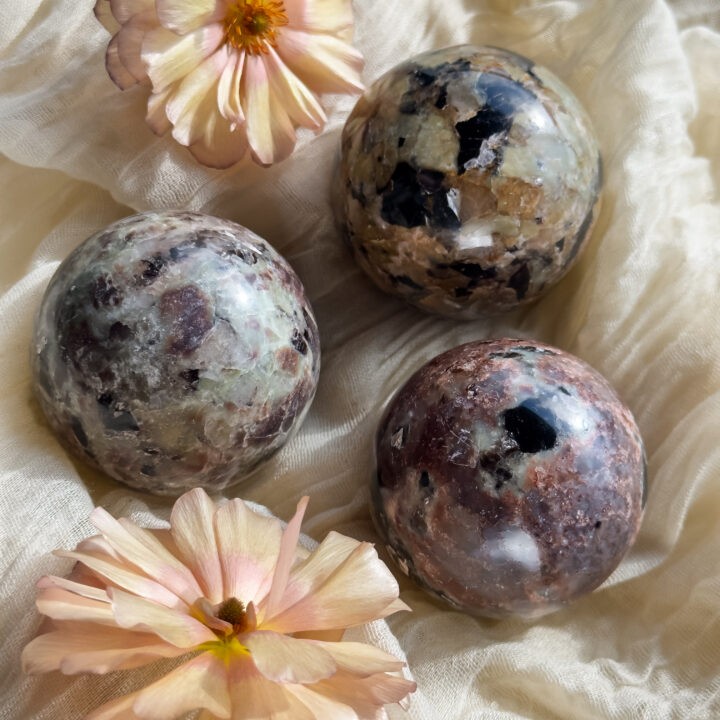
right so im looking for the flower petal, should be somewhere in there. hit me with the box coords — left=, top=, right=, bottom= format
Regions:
left=264, top=531, right=359, bottom=615
left=94, top=0, right=121, bottom=34
left=110, top=0, right=155, bottom=24
left=264, top=496, right=309, bottom=620
left=283, top=0, right=354, bottom=34
left=264, top=47, right=326, bottom=131
left=382, top=597, right=413, bottom=615
left=114, top=9, right=157, bottom=85
left=106, top=32, right=140, bottom=90
left=165, top=48, right=226, bottom=145
left=170, top=488, right=224, bottom=604
left=146, top=86, right=173, bottom=135
left=161, top=49, right=250, bottom=167
left=305, top=670, right=416, bottom=716
left=244, top=631, right=336, bottom=684
left=142, top=23, right=224, bottom=94
left=241, top=53, right=298, bottom=166
left=156, top=0, right=223, bottom=34
left=217, top=50, right=245, bottom=125
left=214, top=498, right=283, bottom=607
left=37, top=574, right=109, bottom=603
left=276, top=28, right=364, bottom=95
left=90, top=506, right=204, bottom=605
left=313, top=641, right=405, bottom=677
left=87, top=653, right=230, bottom=720
left=36, top=587, right=116, bottom=625
left=21, top=625, right=185, bottom=675
left=110, top=587, right=216, bottom=648
left=264, top=536, right=403, bottom=634
left=77, top=534, right=123, bottom=562
left=285, top=683, right=357, bottom=720
left=188, top=116, right=249, bottom=169
left=293, top=627, right=346, bottom=642
left=228, top=661, right=315, bottom=720
left=57, top=549, right=185, bottom=609
left=132, top=652, right=231, bottom=720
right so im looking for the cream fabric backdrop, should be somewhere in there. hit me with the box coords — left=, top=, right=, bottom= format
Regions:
left=1, top=0, right=719, bottom=718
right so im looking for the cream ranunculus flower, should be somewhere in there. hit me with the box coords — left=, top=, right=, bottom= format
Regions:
left=93, top=0, right=364, bottom=167
left=22, top=489, right=415, bottom=719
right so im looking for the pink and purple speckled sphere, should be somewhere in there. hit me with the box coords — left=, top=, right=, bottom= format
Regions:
left=372, top=339, right=646, bottom=618
left=32, top=211, right=320, bottom=495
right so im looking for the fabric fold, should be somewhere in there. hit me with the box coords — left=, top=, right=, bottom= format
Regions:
left=1, top=1, right=720, bottom=718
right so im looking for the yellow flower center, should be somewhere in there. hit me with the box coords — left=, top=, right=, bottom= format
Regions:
left=223, top=0, right=289, bottom=54
left=196, top=597, right=256, bottom=664
left=199, top=634, right=251, bottom=664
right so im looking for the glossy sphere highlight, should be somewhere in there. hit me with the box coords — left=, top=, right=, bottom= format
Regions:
left=339, top=46, right=602, bottom=317
left=372, top=339, right=645, bottom=617
left=32, top=212, right=320, bottom=495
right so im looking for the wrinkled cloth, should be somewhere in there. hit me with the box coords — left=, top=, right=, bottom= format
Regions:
left=1, top=0, right=720, bottom=718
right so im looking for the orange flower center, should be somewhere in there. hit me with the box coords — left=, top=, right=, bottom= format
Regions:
left=223, top=0, right=288, bottom=54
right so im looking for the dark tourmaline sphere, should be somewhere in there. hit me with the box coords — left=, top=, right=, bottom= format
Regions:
left=372, top=339, right=646, bottom=618
left=31, top=211, right=320, bottom=495
left=338, top=45, right=602, bottom=317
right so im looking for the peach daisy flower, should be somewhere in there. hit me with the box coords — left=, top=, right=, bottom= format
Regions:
left=93, top=0, right=364, bottom=167
left=22, top=489, right=415, bottom=719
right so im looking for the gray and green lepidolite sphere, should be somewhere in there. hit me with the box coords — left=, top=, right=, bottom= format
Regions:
left=338, top=45, right=602, bottom=317
left=31, top=211, right=320, bottom=495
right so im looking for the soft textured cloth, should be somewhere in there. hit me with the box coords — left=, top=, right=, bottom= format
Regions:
left=1, top=0, right=719, bottom=718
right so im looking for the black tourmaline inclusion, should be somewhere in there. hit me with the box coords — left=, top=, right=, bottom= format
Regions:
left=504, top=401, right=557, bottom=453
left=380, top=163, right=460, bottom=230
left=456, top=74, right=536, bottom=171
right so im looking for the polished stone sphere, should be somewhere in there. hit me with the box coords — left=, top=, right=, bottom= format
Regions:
left=32, top=211, right=320, bottom=495
left=338, top=45, right=602, bottom=317
left=372, top=339, right=645, bottom=618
